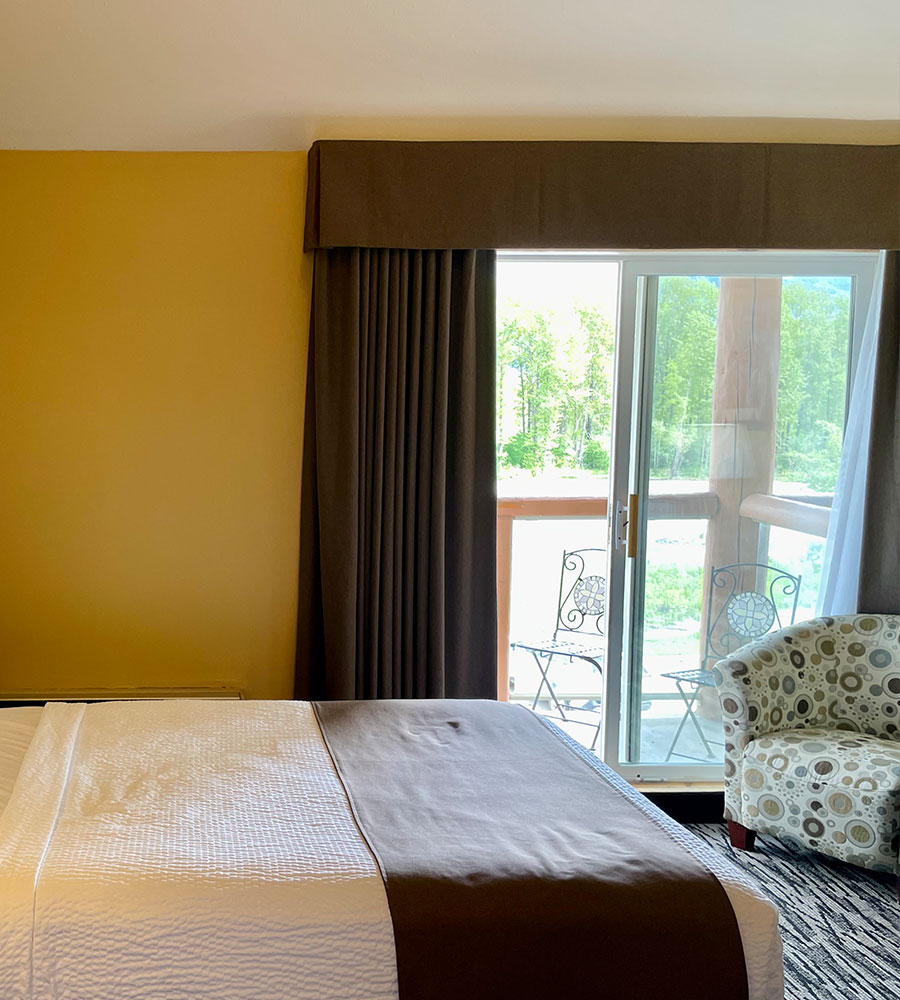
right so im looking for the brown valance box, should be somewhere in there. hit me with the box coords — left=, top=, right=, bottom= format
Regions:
left=304, top=139, right=900, bottom=252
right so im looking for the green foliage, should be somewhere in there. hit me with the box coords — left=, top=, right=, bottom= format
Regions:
left=775, top=281, right=851, bottom=491
left=497, top=275, right=852, bottom=494
left=650, top=277, right=718, bottom=479
left=643, top=565, right=704, bottom=627
left=497, top=302, right=614, bottom=475
left=767, top=535, right=825, bottom=613
left=582, top=440, right=609, bottom=472
left=497, top=312, right=560, bottom=471
left=502, top=431, right=544, bottom=470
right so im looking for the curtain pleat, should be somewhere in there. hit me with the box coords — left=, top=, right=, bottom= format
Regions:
left=859, top=252, right=900, bottom=612
left=296, top=247, right=497, bottom=700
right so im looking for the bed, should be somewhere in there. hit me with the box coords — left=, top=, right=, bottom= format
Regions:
left=0, top=699, right=783, bottom=1000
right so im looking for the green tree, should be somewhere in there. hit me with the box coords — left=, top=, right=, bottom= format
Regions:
left=498, top=311, right=561, bottom=471
left=650, top=277, right=719, bottom=479
left=555, top=305, right=615, bottom=471
left=776, top=280, right=851, bottom=490
left=497, top=303, right=615, bottom=476
left=496, top=275, right=851, bottom=494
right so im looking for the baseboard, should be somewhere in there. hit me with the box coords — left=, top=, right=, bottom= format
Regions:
left=0, top=687, right=243, bottom=706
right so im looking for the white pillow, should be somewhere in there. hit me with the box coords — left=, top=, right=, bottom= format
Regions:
left=0, top=706, right=44, bottom=817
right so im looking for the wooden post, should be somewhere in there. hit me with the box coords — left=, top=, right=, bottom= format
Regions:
left=698, top=278, right=782, bottom=716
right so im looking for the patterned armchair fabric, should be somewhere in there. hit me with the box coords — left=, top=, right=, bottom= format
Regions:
left=714, top=614, right=900, bottom=872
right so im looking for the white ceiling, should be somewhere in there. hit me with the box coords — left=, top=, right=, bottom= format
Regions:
left=1, top=0, right=898, bottom=150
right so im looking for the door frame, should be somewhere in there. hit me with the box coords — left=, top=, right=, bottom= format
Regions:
left=495, top=250, right=879, bottom=783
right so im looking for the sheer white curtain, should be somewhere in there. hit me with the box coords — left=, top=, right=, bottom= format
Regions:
left=817, top=252, right=886, bottom=615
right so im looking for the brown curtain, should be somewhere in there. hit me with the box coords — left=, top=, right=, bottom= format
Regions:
left=296, top=248, right=497, bottom=700
left=859, top=252, right=900, bottom=612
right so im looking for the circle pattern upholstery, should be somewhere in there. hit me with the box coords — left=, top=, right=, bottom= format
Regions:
left=742, top=727, right=900, bottom=869
left=713, top=614, right=900, bottom=873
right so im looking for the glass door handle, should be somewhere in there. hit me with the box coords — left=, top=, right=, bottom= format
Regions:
left=626, top=493, right=639, bottom=559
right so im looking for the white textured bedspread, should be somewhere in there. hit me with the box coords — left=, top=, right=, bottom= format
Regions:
left=0, top=700, right=398, bottom=1000
left=0, top=700, right=781, bottom=1000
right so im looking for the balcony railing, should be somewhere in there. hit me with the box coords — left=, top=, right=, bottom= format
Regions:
left=496, top=490, right=831, bottom=703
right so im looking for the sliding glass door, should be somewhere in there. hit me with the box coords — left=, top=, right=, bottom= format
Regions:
left=496, top=251, right=878, bottom=784
left=605, top=253, right=877, bottom=782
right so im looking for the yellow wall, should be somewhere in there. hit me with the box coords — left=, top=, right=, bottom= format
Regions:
left=0, top=151, right=310, bottom=699
left=0, top=123, right=893, bottom=702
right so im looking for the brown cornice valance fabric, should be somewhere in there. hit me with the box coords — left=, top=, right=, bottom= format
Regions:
left=304, top=140, right=900, bottom=252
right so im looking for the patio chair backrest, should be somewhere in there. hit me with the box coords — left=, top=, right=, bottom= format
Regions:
left=702, top=562, right=801, bottom=668
left=554, top=548, right=607, bottom=641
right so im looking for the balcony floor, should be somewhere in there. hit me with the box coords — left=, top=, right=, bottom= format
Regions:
left=518, top=699, right=724, bottom=764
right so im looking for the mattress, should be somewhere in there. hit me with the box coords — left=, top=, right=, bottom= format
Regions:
left=0, top=701, right=782, bottom=1000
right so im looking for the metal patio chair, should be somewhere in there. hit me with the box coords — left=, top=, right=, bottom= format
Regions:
left=510, top=547, right=606, bottom=750
left=660, top=562, right=801, bottom=761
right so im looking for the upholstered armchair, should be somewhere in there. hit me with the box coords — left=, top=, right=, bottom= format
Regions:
left=714, top=614, right=900, bottom=873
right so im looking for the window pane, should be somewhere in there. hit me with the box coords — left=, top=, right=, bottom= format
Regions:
left=775, top=276, right=852, bottom=497
left=497, top=260, right=619, bottom=497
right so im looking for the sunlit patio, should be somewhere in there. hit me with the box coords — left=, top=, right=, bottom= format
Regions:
left=498, top=493, right=827, bottom=764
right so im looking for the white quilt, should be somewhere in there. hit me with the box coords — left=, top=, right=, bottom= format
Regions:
left=0, top=700, right=398, bottom=1000
left=0, top=701, right=781, bottom=1000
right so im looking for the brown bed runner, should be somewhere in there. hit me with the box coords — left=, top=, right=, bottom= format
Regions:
left=313, top=699, right=748, bottom=1000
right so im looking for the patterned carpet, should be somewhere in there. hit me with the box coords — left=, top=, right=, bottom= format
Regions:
left=688, top=823, right=900, bottom=1000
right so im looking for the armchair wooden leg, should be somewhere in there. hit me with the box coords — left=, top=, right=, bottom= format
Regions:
left=728, top=821, right=756, bottom=851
